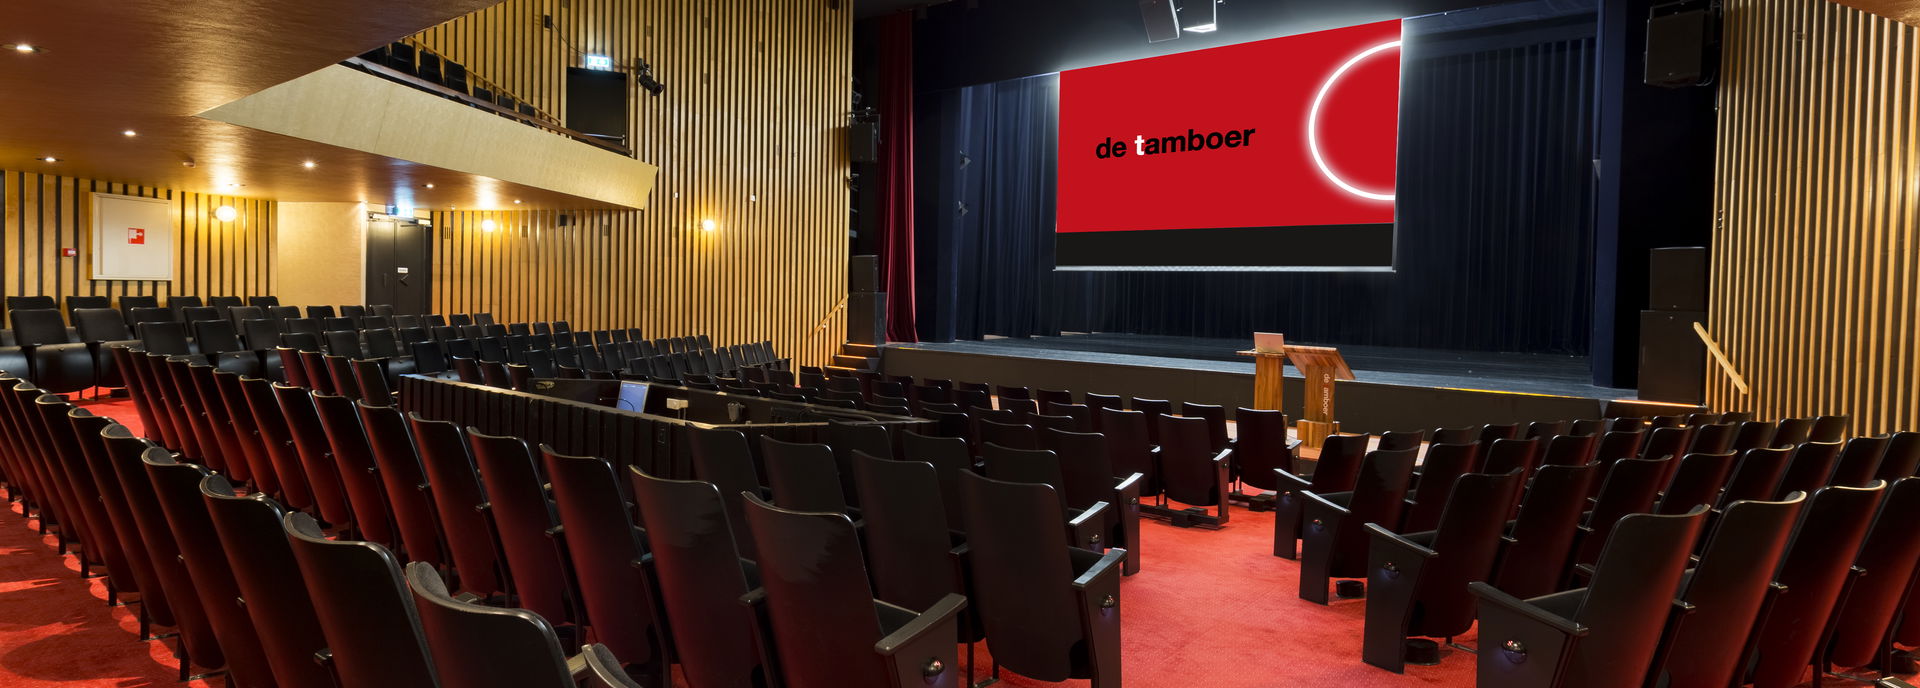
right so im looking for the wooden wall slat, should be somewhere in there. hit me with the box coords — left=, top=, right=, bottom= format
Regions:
left=415, top=0, right=850, bottom=366
left=0, top=170, right=275, bottom=311
left=1710, top=0, right=1920, bottom=436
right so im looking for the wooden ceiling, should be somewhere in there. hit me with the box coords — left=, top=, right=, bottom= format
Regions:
left=1833, top=0, right=1920, bottom=25
left=0, top=0, right=615, bottom=209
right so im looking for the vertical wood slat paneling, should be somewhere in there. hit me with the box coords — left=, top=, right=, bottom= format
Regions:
left=1710, top=0, right=1920, bottom=437
left=416, top=0, right=851, bottom=366
left=0, top=170, right=275, bottom=310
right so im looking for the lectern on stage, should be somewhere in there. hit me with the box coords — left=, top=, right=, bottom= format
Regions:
left=1238, top=333, right=1356, bottom=449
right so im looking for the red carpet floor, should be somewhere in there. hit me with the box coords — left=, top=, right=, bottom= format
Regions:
left=0, top=399, right=1891, bottom=687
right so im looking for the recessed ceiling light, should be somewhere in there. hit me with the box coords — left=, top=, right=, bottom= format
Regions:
left=513, top=199, right=522, bottom=204
left=121, top=129, right=137, bottom=137
left=424, top=183, right=435, bottom=189
left=39, top=156, right=57, bottom=163
left=214, top=205, right=238, bottom=222
left=302, top=160, right=316, bottom=169
left=10, top=44, right=38, bottom=54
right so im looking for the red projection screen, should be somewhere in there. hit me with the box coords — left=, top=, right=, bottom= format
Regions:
left=1056, top=19, right=1404, bottom=269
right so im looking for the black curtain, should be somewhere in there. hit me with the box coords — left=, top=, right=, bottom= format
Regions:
left=916, top=6, right=1598, bottom=354
left=915, top=75, right=1059, bottom=342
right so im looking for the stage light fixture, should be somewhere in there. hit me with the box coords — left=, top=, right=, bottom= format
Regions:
left=1181, top=0, right=1219, bottom=33
left=635, top=58, right=666, bottom=96
left=214, top=205, right=238, bottom=222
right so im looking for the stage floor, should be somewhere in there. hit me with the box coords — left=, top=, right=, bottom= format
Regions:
left=896, top=332, right=1637, bottom=400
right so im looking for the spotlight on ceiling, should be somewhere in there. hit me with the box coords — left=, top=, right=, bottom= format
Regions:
left=122, top=129, right=137, bottom=137
left=482, top=219, right=498, bottom=232
left=214, top=205, right=238, bottom=222
left=1181, top=0, right=1219, bottom=33
left=302, top=160, right=317, bottom=169
left=513, top=199, right=522, bottom=204
left=700, top=218, right=717, bottom=233
left=425, top=183, right=436, bottom=189
left=39, top=156, right=57, bottom=163
left=9, top=43, right=39, bottom=54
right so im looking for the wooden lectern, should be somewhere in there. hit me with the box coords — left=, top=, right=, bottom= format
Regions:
left=1239, top=333, right=1356, bottom=449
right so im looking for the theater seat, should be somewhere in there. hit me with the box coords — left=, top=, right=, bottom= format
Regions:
left=1643, top=493, right=1804, bottom=688
left=1363, top=469, right=1524, bottom=672
left=626, top=467, right=767, bottom=688
left=955, top=471, right=1124, bottom=687
left=282, top=513, right=438, bottom=688
left=1298, top=448, right=1418, bottom=604
left=743, top=492, right=966, bottom=688
left=13, top=308, right=95, bottom=393
left=1273, top=433, right=1369, bottom=559
left=408, top=562, right=632, bottom=688
left=538, top=447, right=669, bottom=686
left=1468, top=506, right=1709, bottom=688
left=74, top=308, right=140, bottom=388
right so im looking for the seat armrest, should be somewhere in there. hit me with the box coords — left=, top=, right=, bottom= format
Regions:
left=1467, top=582, right=1588, bottom=638
left=874, top=593, right=967, bottom=655
left=1275, top=468, right=1312, bottom=492
left=1300, top=490, right=1352, bottom=519
left=1113, top=472, right=1144, bottom=495
left=1069, top=500, right=1111, bottom=531
left=1364, top=523, right=1439, bottom=561
left=565, top=649, right=590, bottom=679
left=1071, top=547, right=1128, bottom=591
left=1067, top=500, right=1111, bottom=549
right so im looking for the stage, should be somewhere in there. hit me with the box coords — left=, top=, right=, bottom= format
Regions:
left=881, top=333, right=1675, bottom=434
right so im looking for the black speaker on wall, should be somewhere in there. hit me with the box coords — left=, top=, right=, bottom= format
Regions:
left=1645, top=0, right=1720, bottom=87
left=1648, top=246, right=1707, bottom=311
left=849, top=122, right=879, bottom=163
left=849, top=255, right=880, bottom=293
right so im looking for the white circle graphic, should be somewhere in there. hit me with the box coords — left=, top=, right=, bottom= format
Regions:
left=1307, top=40, right=1401, bottom=202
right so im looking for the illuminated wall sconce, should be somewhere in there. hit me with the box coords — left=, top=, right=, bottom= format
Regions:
left=700, top=218, right=717, bottom=232
left=482, top=219, right=499, bottom=232
left=214, top=205, right=238, bottom=222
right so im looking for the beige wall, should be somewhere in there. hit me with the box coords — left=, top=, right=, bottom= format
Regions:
left=1709, top=0, right=1920, bottom=436
left=413, top=0, right=853, bottom=365
left=275, top=202, right=365, bottom=308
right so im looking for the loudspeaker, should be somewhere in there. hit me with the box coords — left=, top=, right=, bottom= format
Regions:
left=1645, top=0, right=1719, bottom=87
left=849, top=255, right=880, bottom=293
left=1139, top=0, right=1180, bottom=43
left=1638, top=310, right=1706, bottom=404
left=1648, top=246, right=1707, bottom=311
left=849, top=121, right=879, bottom=163
left=848, top=291, right=886, bottom=346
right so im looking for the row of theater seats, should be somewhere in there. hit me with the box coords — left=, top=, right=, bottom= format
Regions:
left=807, top=370, right=1920, bottom=686
left=357, top=42, right=541, bottom=120
left=0, top=368, right=645, bottom=687
left=0, top=295, right=432, bottom=393
left=1265, top=415, right=1920, bottom=686
left=92, top=340, right=1125, bottom=687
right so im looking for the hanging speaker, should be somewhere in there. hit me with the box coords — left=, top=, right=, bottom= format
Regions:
left=1645, top=0, right=1720, bottom=87
left=1140, top=0, right=1180, bottom=43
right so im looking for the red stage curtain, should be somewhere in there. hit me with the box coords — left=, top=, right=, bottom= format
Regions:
left=877, top=12, right=918, bottom=343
